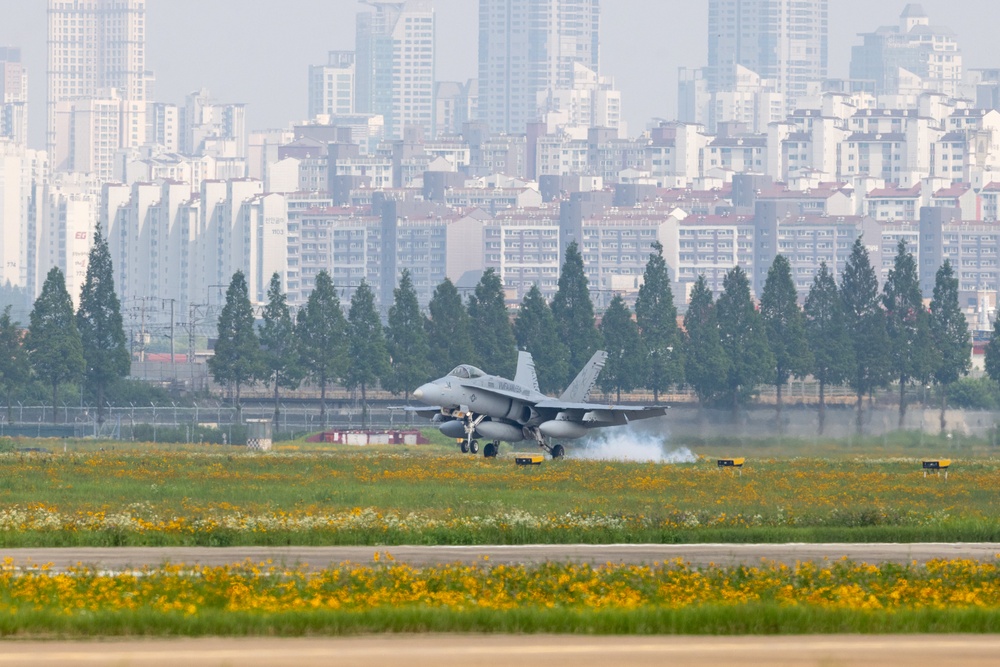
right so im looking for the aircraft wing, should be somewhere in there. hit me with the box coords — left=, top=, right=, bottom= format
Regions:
left=390, top=406, right=446, bottom=420
left=534, top=400, right=668, bottom=426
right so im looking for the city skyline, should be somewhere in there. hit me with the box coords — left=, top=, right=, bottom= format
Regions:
left=3, top=0, right=1000, bottom=148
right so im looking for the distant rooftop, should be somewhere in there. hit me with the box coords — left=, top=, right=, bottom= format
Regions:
left=901, top=3, right=927, bottom=19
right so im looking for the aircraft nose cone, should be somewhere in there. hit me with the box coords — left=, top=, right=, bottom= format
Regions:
left=413, top=383, right=436, bottom=404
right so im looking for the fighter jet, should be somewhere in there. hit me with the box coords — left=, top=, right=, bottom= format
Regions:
left=411, top=350, right=667, bottom=458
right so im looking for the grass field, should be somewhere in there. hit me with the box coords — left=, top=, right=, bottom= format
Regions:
left=0, top=433, right=999, bottom=546
left=3, top=433, right=1000, bottom=637
left=3, top=558, right=1000, bottom=637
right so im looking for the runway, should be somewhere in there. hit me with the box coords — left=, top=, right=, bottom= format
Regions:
left=1, top=636, right=1000, bottom=666
left=2, top=543, right=998, bottom=570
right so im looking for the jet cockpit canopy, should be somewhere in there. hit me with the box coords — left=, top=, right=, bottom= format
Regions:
left=449, top=365, right=486, bottom=379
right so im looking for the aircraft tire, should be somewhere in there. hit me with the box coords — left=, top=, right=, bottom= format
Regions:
left=460, top=441, right=470, bottom=454
left=551, top=444, right=565, bottom=459
left=484, top=442, right=498, bottom=458
left=470, top=440, right=480, bottom=454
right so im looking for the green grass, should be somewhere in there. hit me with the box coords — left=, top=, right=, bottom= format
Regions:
left=2, top=606, right=1000, bottom=638
left=0, top=433, right=999, bottom=546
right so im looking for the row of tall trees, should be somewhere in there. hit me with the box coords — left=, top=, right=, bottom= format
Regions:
left=205, top=237, right=972, bottom=434
left=682, top=239, right=970, bottom=433
left=0, top=227, right=131, bottom=423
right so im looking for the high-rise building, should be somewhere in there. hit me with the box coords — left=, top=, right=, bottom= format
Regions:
left=52, top=92, right=124, bottom=182
left=707, top=0, right=828, bottom=111
left=850, top=4, right=963, bottom=98
left=538, top=64, right=623, bottom=137
left=47, top=0, right=153, bottom=161
left=355, top=1, right=435, bottom=140
left=479, top=0, right=601, bottom=135
left=0, top=48, right=28, bottom=146
left=181, top=89, right=247, bottom=158
left=309, top=51, right=356, bottom=119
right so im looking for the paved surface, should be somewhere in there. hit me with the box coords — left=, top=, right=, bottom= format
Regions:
left=2, top=543, right=999, bottom=571
left=1, top=636, right=1000, bottom=666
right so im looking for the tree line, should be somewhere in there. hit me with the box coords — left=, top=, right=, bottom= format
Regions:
left=0, top=226, right=130, bottom=425
left=207, top=237, right=972, bottom=436
left=3, top=228, right=976, bottom=435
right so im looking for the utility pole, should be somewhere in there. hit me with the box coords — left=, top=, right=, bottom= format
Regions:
left=165, top=299, right=175, bottom=364
left=139, top=298, right=146, bottom=362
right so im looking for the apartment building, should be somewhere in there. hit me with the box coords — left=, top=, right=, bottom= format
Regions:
left=851, top=4, right=962, bottom=98
left=478, top=0, right=600, bottom=135
left=308, top=51, right=356, bottom=119
left=707, top=0, right=829, bottom=112
left=103, top=178, right=285, bottom=310
left=487, top=208, right=562, bottom=302
left=0, top=141, right=46, bottom=291
left=0, top=48, right=27, bottom=146
left=355, top=1, right=435, bottom=140
left=47, top=0, right=152, bottom=162
left=35, top=173, right=102, bottom=306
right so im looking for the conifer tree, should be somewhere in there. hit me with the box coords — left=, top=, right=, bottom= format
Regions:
left=635, top=242, right=683, bottom=402
left=930, top=260, right=972, bottom=433
left=514, top=284, right=569, bottom=394
left=346, top=280, right=389, bottom=427
left=76, top=225, right=129, bottom=424
left=882, top=240, right=927, bottom=427
left=296, top=270, right=348, bottom=426
left=467, top=268, right=517, bottom=377
left=426, top=279, right=477, bottom=377
left=986, top=314, right=1000, bottom=387
left=804, top=263, right=854, bottom=435
left=599, top=294, right=643, bottom=402
left=26, top=267, right=84, bottom=422
left=385, top=270, right=433, bottom=398
left=551, top=242, right=601, bottom=386
left=841, top=239, right=890, bottom=434
left=207, top=271, right=260, bottom=418
left=760, top=255, right=811, bottom=429
left=259, top=273, right=303, bottom=424
left=0, top=306, right=29, bottom=422
left=716, top=267, right=774, bottom=421
left=683, top=276, right=729, bottom=407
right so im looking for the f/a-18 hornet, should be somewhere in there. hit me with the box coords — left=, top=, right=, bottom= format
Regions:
left=411, top=351, right=666, bottom=458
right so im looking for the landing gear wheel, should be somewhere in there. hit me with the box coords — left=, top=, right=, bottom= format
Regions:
left=470, top=440, right=480, bottom=454
left=551, top=444, right=565, bottom=459
left=460, top=440, right=470, bottom=454
left=484, top=442, right=498, bottom=458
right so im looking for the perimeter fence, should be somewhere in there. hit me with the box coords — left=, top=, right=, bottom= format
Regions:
left=0, top=404, right=410, bottom=443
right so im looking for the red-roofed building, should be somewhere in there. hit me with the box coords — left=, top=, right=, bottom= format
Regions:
left=866, top=184, right=922, bottom=221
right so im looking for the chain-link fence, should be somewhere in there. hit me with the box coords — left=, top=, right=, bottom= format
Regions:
left=0, top=404, right=416, bottom=442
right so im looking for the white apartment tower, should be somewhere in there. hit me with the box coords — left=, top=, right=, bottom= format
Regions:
left=47, top=0, right=152, bottom=161
left=0, top=48, right=28, bottom=146
left=355, top=1, right=435, bottom=140
left=308, top=51, right=356, bottom=119
left=707, top=0, right=828, bottom=112
left=850, top=4, right=963, bottom=98
left=479, top=0, right=601, bottom=135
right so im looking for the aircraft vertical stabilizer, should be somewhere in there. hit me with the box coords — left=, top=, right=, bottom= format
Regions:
left=559, top=350, right=608, bottom=403
left=514, top=351, right=541, bottom=393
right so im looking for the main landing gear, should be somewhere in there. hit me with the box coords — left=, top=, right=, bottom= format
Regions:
left=525, top=427, right=565, bottom=459
left=460, top=439, right=500, bottom=458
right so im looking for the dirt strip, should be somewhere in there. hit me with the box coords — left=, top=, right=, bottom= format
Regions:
left=1, top=635, right=1000, bottom=667
left=2, top=543, right=999, bottom=571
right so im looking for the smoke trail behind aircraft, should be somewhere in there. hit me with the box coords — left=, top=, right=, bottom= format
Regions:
left=570, top=427, right=696, bottom=463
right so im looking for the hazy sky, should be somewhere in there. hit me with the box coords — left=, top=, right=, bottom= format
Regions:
left=2, top=0, right=999, bottom=149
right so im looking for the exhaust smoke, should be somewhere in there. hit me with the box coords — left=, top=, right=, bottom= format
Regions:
left=570, top=427, right=696, bottom=464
